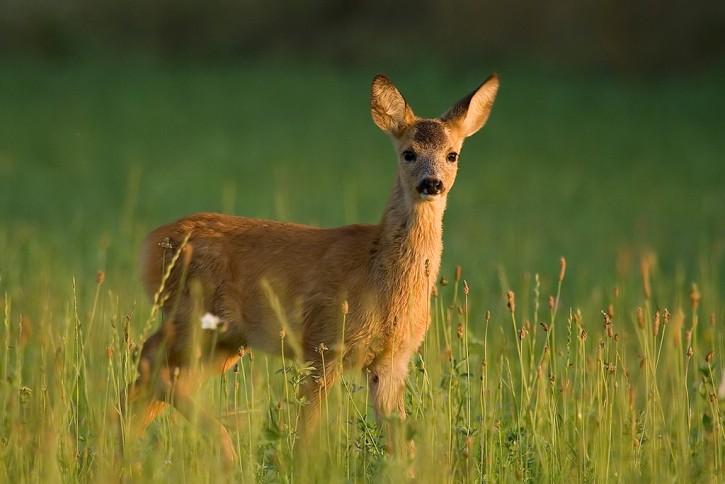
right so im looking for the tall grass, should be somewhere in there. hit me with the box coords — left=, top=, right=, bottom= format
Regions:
left=1, top=243, right=723, bottom=481
left=0, top=59, right=723, bottom=481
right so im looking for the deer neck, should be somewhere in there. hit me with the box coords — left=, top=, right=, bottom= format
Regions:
left=373, top=174, right=445, bottom=302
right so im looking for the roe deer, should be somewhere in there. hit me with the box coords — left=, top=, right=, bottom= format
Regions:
left=119, top=73, right=499, bottom=466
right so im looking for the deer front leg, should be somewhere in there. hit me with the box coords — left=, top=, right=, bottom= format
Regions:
left=367, top=360, right=410, bottom=454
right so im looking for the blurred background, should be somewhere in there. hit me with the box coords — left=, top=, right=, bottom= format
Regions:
left=2, top=0, right=725, bottom=72
left=1, top=0, right=724, bottom=307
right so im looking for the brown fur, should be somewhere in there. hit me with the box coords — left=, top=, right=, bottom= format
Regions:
left=119, top=73, right=499, bottom=465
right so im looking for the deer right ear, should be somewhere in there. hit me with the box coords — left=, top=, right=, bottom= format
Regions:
left=371, top=75, right=415, bottom=136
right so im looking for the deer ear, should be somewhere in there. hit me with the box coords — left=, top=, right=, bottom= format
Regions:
left=441, top=74, right=499, bottom=138
left=371, top=75, right=416, bottom=136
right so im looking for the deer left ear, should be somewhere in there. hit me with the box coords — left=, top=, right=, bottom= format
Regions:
left=441, top=74, right=499, bottom=138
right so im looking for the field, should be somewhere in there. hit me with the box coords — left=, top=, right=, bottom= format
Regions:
left=1, top=58, right=724, bottom=482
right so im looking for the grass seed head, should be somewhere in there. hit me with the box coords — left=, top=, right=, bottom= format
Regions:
left=463, top=280, right=469, bottom=296
left=636, top=307, right=644, bottom=328
left=686, top=346, right=694, bottom=358
left=690, top=284, right=701, bottom=309
left=507, top=291, right=515, bottom=313
left=640, top=256, right=652, bottom=300
left=96, top=270, right=105, bottom=285
left=559, top=256, right=566, bottom=281
left=455, top=264, right=462, bottom=282
left=341, top=300, right=349, bottom=315
left=653, top=310, right=660, bottom=337
left=706, top=350, right=714, bottom=363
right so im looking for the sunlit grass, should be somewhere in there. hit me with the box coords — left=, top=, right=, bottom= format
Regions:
left=0, top=58, right=724, bottom=481
left=1, top=242, right=723, bottom=481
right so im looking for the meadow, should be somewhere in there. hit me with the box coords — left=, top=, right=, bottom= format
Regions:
left=0, top=58, right=724, bottom=482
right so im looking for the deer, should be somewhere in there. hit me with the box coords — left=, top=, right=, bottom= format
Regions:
left=118, top=72, right=499, bottom=468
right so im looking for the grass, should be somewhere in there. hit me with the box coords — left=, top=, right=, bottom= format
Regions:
left=0, top=57, right=724, bottom=481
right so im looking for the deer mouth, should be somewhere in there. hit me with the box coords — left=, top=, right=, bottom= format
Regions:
left=419, top=192, right=442, bottom=201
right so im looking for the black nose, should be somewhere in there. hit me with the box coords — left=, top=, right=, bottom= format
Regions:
left=417, top=178, right=444, bottom=195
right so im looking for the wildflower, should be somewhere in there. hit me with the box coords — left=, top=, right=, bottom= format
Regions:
left=159, top=237, right=173, bottom=250
left=201, top=312, right=221, bottom=330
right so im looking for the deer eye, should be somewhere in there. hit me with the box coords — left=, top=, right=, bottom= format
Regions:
left=447, top=152, right=458, bottom=163
left=402, top=150, right=417, bottom=162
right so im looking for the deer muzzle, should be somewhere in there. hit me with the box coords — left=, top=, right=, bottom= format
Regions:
left=416, top=177, right=444, bottom=200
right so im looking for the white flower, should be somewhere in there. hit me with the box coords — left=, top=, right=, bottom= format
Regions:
left=201, top=312, right=221, bottom=330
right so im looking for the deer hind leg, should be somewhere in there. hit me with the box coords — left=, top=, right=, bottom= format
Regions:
left=117, top=328, right=240, bottom=467
left=167, top=347, right=240, bottom=466
left=117, top=330, right=171, bottom=459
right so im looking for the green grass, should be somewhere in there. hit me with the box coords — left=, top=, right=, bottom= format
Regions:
left=0, top=58, right=724, bottom=481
